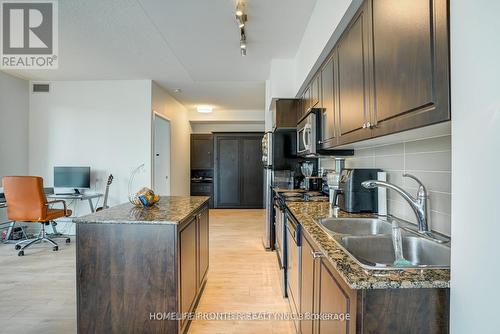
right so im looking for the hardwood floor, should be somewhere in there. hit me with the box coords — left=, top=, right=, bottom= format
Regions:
left=0, top=209, right=294, bottom=334
left=188, top=209, right=294, bottom=334
left=0, top=235, right=76, bottom=334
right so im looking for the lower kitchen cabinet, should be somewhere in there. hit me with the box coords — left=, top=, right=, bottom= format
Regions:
left=299, top=227, right=450, bottom=334
left=179, top=204, right=210, bottom=333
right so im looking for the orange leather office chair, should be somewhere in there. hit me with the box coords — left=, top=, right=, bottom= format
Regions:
left=2, top=176, right=72, bottom=256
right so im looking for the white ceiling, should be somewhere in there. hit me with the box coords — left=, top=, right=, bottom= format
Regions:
left=5, top=0, right=317, bottom=112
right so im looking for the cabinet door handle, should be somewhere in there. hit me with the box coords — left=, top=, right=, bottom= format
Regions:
left=311, top=251, right=324, bottom=259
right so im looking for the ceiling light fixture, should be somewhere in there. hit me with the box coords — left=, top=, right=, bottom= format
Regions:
left=236, top=1, right=248, bottom=56
left=197, top=106, right=213, bottom=113
left=173, top=88, right=182, bottom=93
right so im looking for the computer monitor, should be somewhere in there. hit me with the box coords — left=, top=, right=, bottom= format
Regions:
left=54, top=167, right=91, bottom=194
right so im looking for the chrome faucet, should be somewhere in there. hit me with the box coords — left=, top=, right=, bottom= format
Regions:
left=362, top=174, right=429, bottom=233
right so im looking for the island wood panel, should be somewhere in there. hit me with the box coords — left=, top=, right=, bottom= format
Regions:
left=357, top=288, right=450, bottom=334
left=76, top=223, right=177, bottom=334
left=179, top=216, right=198, bottom=325
left=198, top=208, right=209, bottom=285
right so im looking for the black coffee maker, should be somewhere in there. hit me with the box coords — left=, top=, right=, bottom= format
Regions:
left=336, top=168, right=382, bottom=213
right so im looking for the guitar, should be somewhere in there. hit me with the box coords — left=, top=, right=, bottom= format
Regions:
left=96, top=174, right=114, bottom=212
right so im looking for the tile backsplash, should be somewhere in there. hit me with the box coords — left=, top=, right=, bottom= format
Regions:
left=321, top=135, right=452, bottom=236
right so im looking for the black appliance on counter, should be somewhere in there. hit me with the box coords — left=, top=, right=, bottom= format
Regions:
left=337, top=168, right=382, bottom=213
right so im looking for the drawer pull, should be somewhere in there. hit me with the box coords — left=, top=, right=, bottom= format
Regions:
left=311, top=251, right=324, bottom=259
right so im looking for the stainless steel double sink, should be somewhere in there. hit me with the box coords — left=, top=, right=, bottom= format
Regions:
left=319, top=217, right=450, bottom=270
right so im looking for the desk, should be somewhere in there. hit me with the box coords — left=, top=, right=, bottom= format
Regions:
left=47, top=193, right=102, bottom=213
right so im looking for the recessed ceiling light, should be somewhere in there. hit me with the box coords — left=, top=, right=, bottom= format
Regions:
left=173, top=88, right=182, bottom=93
left=197, top=106, right=213, bottom=113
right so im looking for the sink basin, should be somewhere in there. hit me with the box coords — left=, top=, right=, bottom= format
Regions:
left=340, top=235, right=451, bottom=269
left=320, top=218, right=393, bottom=235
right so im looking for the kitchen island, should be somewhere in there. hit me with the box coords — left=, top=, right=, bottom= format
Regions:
left=74, top=196, right=210, bottom=334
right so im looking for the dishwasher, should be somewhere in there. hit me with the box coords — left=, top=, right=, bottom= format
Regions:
left=274, top=194, right=287, bottom=298
left=286, top=213, right=301, bottom=331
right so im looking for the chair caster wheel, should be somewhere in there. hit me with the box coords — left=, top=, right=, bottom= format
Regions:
left=53, top=246, right=59, bottom=251
left=18, top=251, right=24, bottom=256
left=15, top=244, right=21, bottom=250
left=66, top=238, right=71, bottom=243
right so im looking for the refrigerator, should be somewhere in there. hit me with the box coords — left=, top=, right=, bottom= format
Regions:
left=261, top=130, right=301, bottom=250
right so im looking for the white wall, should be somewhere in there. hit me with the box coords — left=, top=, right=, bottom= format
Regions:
left=29, top=80, right=152, bottom=231
left=0, top=72, right=29, bottom=178
left=189, top=108, right=265, bottom=134
left=292, top=0, right=353, bottom=94
left=151, top=82, right=191, bottom=196
left=265, top=0, right=356, bottom=130
left=190, top=122, right=264, bottom=134
left=450, top=1, right=500, bottom=332
left=188, top=109, right=264, bottom=123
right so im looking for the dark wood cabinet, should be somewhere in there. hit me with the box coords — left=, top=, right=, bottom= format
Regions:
left=310, top=74, right=321, bottom=109
left=317, top=258, right=357, bottom=334
left=336, top=0, right=373, bottom=146
left=272, top=99, right=299, bottom=130
left=190, top=134, right=213, bottom=169
left=371, top=0, right=450, bottom=137
left=298, top=0, right=450, bottom=147
left=301, top=86, right=311, bottom=121
left=198, top=208, right=209, bottom=286
left=300, top=231, right=317, bottom=334
left=319, top=55, right=337, bottom=149
left=179, top=216, right=198, bottom=322
left=179, top=204, right=210, bottom=333
left=190, top=134, right=214, bottom=207
left=214, top=133, right=264, bottom=208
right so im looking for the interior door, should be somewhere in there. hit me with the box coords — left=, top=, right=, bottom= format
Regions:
left=153, top=114, right=171, bottom=195
left=241, top=137, right=264, bottom=207
left=215, top=136, right=240, bottom=207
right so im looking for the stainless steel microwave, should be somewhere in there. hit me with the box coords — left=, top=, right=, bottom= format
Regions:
left=297, top=113, right=317, bottom=157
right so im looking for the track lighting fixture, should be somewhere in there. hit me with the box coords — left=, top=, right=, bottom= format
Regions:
left=236, top=1, right=248, bottom=56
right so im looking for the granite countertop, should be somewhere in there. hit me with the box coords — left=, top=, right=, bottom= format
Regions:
left=286, top=201, right=451, bottom=290
left=74, top=196, right=209, bottom=225
left=272, top=188, right=306, bottom=193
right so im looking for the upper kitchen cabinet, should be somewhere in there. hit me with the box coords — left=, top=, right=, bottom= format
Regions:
left=191, top=134, right=214, bottom=169
left=272, top=99, right=299, bottom=130
left=310, top=73, right=321, bottom=109
left=300, top=86, right=311, bottom=121
left=336, top=0, right=373, bottom=146
left=370, top=0, right=450, bottom=137
left=319, top=54, right=337, bottom=149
